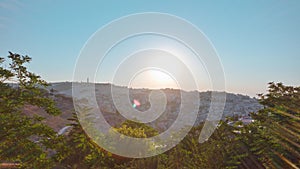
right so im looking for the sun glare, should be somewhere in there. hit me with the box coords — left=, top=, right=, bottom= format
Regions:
left=147, top=70, right=176, bottom=89
left=149, top=70, right=171, bottom=83
left=129, top=69, right=178, bottom=89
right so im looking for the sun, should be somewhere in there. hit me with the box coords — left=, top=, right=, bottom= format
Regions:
left=149, top=70, right=171, bottom=82
left=129, top=68, right=178, bottom=89
left=147, top=69, right=175, bottom=89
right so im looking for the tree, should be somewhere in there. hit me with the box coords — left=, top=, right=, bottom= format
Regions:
left=59, top=113, right=163, bottom=169
left=0, top=52, right=63, bottom=168
left=57, top=113, right=116, bottom=169
left=241, top=82, right=300, bottom=168
left=157, top=122, right=247, bottom=169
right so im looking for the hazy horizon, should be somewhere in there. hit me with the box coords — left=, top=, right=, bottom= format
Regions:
left=45, top=81, right=259, bottom=98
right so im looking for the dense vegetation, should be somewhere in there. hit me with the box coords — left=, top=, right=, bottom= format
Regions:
left=0, top=52, right=64, bottom=168
left=1, top=52, right=299, bottom=168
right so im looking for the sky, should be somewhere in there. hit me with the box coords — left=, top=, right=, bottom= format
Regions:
left=0, top=0, right=299, bottom=97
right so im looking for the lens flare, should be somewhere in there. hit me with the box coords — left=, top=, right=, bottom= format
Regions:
left=133, top=99, right=141, bottom=108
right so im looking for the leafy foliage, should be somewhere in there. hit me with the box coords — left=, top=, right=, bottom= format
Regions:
left=57, top=113, right=116, bottom=169
left=242, top=82, right=300, bottom=168
left=113, top=120, right=158, bottom=138
left=0, top=52, right=63, bottom=168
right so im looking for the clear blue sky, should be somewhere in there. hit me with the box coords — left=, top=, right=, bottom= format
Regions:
left=0, top=0, right=299, bottom=96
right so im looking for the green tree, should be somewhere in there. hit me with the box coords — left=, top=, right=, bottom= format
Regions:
left=159, top=122, right=246, bottom=169
left=0, top=52, right=63, bottom=168
left=58, top=113, right=116, bottom=169
left=242, top=82, right=300, bottom=168
left=60, top=116, right=161, bottom=168
left=113, top=120, right=158, bottom=138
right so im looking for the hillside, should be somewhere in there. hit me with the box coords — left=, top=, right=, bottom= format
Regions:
left=23, top=82, right=264, bottom=133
